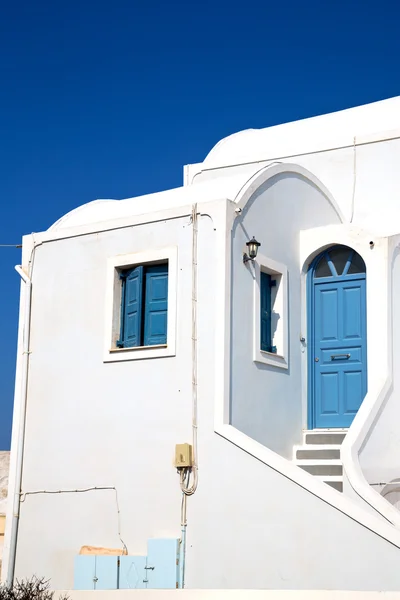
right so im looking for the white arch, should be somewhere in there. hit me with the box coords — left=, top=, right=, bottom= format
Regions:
left=233, top=162, right=345, bottom=223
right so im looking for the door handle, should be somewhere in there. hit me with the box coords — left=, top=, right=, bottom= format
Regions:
left=331, top=353, right=351, bottom=360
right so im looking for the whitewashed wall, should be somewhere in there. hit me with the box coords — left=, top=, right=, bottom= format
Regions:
left=15, top=215, right=196, bottom=584
left=359, top=235, right=400, bottom=495
left=57, top=591, right=400, bottom=600
left=230, top=173, right=341, bottom=457
left=11, top=198, right=400, bottom=592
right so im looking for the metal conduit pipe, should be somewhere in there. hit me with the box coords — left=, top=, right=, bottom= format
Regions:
left=6, top=266, right=32, bottom=585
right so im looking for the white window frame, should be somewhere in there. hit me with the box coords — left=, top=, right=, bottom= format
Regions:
left=253, top=253, right=288, bottom=369
left=103, top=246, right=178, bottom=362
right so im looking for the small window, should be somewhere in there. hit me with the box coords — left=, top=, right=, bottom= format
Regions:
left=260, top=272, right=277, bottom=354
left=117, top=263, right=168, bottom=348
left=254, top=255, right=288, bottom=369
left=104, top=247, right=177, bottom=363
left=314, top=245, right=366, bottom=278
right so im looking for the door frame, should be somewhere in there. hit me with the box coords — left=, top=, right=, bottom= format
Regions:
left=306, top=245, right=367, bottom=430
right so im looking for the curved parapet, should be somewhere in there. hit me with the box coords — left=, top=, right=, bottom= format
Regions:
left=49, top=200, right=119, bottom=231
left=203, top=96, right=400, bottom=170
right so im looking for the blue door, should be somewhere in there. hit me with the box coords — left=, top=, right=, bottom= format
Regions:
left=309, top=246, right=367, bottom=429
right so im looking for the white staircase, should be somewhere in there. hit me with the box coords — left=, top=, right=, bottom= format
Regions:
left=293, top=431, right=347, bottom=492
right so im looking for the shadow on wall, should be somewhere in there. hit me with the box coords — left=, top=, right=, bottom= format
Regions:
left=380, top=479, right=400, bottom=511
left=271, top=311, right=280, bottom=343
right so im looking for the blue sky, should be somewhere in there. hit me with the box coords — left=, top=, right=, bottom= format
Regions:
left=1, top=0, right=399, bottom=448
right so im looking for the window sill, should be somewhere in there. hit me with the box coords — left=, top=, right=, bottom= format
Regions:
left=261, top=350, right=284, bottom=359
left=254, top=349, right=288, bottom=370
left=110, top=344, right=168, bottom=352
left=104, top=344, right=174, bottom=363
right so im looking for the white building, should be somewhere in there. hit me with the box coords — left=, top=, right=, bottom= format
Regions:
left=4, top=96, right=400, bottom=591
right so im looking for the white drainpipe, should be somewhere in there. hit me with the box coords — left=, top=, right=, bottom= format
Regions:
left=6, top=266, right=32, bottom=585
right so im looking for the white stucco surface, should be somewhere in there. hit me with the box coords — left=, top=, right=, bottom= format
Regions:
left=7, top=96, right=400, bottom=591
left=203, top=96, right=400, bottom=167
left=8, top=204, right=400, bottom=591
left=359, top=236, right=400, bottom=489
left=230, top=173, right=341, bottom=457
left=57, top=591, right=400, bottom=599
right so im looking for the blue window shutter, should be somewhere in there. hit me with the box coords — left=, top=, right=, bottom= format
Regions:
left=144, top=264, right=168, bottom=346
left=118, top=266, right=144, bottom=348
left=260, top=272, right=272, bottom=352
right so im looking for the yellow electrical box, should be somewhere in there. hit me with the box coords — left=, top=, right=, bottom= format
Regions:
left=174, top=443, right=193, bottom=468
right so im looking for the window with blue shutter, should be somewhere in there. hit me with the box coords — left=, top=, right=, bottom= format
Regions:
left=260, top=271, right=276, bottom=354
left=144, top=264, right=168, bottom=346
left=117, top=262, right=168, bottom=348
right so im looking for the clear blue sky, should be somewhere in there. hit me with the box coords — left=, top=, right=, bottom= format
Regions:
left=1, top=0, right=399, bottom=449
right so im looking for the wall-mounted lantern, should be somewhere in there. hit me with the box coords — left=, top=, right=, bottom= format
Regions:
left=243, top=237, right=261, bottom=263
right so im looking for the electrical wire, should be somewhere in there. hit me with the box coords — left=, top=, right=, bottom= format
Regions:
left=20, top=486, right=128, bottom=554
left=180, top=204, right=199, bottom=498
left=0, top=244, right=22, bottom=248
left=176, top=206, right=199, bottom=589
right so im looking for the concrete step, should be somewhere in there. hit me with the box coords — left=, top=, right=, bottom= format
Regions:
left=296, top=460, right=343, bottom=476
left=303, top=431, right=347, bottom=445
left=294, top=431, right=346, bottom=492
left=315, top=475, right=343, bottom=492
left=294, top=445, right=341, bottom=460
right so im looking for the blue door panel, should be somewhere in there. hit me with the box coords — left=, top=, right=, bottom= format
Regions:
left=314, top=278, right=367, bottom=428
left=95, top=556, right=119, bottom=590
left=343, top=371, right=363, bottom=414
left=320, top=372, right=339, bottom=416
left=147, top=538, right=179, bottom=589
left=343, top=286, right=362, bottom=339
left=119, top=556, right=147, bottom=589
left=320, top=288, right=339, bottom=340
left=320, top=347, right=362, bottom=364
left=309, top=246, right=367, bottom=429
left=74, top=556, right=96, bottom=590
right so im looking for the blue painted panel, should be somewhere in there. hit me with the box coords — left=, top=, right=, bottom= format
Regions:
left=119, top=555, right=147, bottom=589
left=320, top=371, right=339, bottom=416
left=343, top=370, right=363, bottom=415
left=74, top=555, right=96, bottom=590
left=319, top=287, right=339, bottom=341
left=260, top=271, right=272, bottom=352
left=343, top=285, right=362, bottom=339
left=144, top=264, right=168, bottom=346
left=118, top=266, right=144, bottom=348
left=313, top=277, right=367, bottom=428
left=95, top=556, right=119, bottom=590
left=147, top=538, right=179, bottom=589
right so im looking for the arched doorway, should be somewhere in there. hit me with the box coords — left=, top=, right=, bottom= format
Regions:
left=308, top=245, right=367, bottom=429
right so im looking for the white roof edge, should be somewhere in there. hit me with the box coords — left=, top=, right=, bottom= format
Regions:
left=203, top=96, right=400, bottom=169
left=47, top=96, right=400, bottom=233
left=48, top=200, right=117, bottom=231
left=47, top=174, right=250, bottom=232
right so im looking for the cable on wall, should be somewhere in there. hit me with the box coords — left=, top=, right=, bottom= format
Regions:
left=19, top=486, right=128, bottom=554
left=176, top=204, right=200, bottom=589
left=180, top=203, right=199, bottom=497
